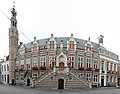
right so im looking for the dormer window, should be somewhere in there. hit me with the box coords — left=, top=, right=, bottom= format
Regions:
left=33, top=43, right=38, bottom=53
left=48, top=34, right=56, bottom=50
left=85, top=37, right=93, bottom=52
left=69, top=41, right=74, bottom=49
left=67, top=34, right=76, bottom=51
left=50, top=41, right=54, bottom=49
left=32, top=37, right=38, bottom=54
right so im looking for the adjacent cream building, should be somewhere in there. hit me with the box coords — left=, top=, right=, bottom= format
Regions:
left=1, top=56, right=9, bottom=84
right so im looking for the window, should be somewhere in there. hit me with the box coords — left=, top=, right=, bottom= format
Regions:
left=86, top=73, right=91, bottom=81
left=78, top=56, right=84, bottom=67
left=69, top=41, right=74, bottom=49
left=7, top=64, right=9, bottom=71
left=50, top=41, right=54, bottom=49
left=93, top=59, right=98, bottom=69
left=107, top=62, right=109, bottom=70
left=93, top=74, right=98, bottom=82
left=4, top=65, right=6, bottom=71
left=32, top=57, right=38, bottom=66
left=86, top=58, right=91, bottom=68
left=69, top=56, right=74, bottom=68
left=40, top=56, right=46, bottom=66
left=114, top=64, right=117, bottom=71
left=2, top=66, right=3, bottom=71
left=110, top=76, right=112, bottom=82
left=5, top=75, right=6, bottom=82
left=101, top=60, right=104, bottom=71
left=111, top=63, right=113, bottom=71
left=26, top=58, right=31, bottom=70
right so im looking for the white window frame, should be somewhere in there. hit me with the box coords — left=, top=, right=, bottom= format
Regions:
left=32, top=57, right=38, bottom=66
left=86, top=73, right=91, bottom=81
left=78, top=56, right=84, bottom=67
left=40, top=56, right=46, bottom=66
left=93, top=74, right=98, bottom=83
left=69, top=56, right=75, bottom=68
left=86, top=57, right=91, bottom=68
left=93, top=59, right=98, bottom=69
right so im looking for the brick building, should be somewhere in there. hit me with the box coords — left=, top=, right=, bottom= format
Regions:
left=9, top=5, right=119, bottom=89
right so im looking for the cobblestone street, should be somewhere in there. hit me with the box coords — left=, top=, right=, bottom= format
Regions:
left=0, top=84, right=120, bottom=94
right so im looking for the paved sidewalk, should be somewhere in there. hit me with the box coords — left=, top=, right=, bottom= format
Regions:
left=0, top=84, right=120, bottom=94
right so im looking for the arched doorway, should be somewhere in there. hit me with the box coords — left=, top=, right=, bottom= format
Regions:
left=59, top=62, right=64, bottom=71
left=27, top=78, right=30, bottom=86
left=58, top=79, right=64, bottom=89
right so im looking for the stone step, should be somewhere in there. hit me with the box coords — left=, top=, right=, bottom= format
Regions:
left=36, top=85, right=56, bottom=89
left=65, top=83, right=87, bottom=86
left=36, top=84, right=56, bottom=86
left=40, top=81, right=56, bottom=85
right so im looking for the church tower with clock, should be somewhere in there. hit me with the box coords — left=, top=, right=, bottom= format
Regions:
left=9, top=3, right=19, bottom=85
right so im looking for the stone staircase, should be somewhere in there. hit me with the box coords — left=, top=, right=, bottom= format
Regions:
left=35, top=72, right=57, bottom=89
left=35, top=69, right=89, bottom=89
left=65, top=72, right=89, bottom=89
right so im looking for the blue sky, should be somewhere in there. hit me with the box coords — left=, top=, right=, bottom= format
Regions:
left=0, top=0, right=120, bottom=58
